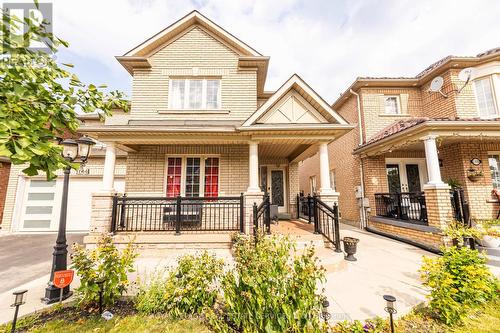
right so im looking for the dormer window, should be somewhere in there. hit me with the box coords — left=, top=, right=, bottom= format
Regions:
left=384, top=96, right=400, bottom=114
left=169, top=78, right=221, bottom=110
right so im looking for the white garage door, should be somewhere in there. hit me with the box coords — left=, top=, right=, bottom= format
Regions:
left=19, top=177, right=125, bottom=232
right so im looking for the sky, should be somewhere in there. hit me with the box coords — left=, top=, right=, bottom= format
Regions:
left=4, top=0, right=500, bottom=103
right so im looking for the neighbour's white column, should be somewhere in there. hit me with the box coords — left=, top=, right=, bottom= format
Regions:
left=319, top=142, right=334, bottom=195
left=247, top=141, right=260, bottom=193
left=102, top=142, right=116, bottom=191
left=423, top=135, right=444, bottom=186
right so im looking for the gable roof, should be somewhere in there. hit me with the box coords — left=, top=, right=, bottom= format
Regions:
left=116, top=10, right=270, bottom=95
left=124, top=10, right=262, bottom=57
left=242, top=74, right=349, bottom=127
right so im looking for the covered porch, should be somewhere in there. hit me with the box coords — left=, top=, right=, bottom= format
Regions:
left=355, top=118, right=500, bottom=250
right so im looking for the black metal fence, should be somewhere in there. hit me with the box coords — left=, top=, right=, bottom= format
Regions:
left=297, top=194, right=314, bottom=223
left=111, top=194, right=244, bottom=234
left=374, top=192, right=428, bottom=224
left=450, top=188, right=470, bottom=226
left=297, top=194, right=341, bottom=251
left=253, top=194, right=271, bottom=235
left=314, top=198, right=342, bottom=252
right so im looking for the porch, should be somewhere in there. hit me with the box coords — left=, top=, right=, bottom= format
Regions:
left=355, top=118, right=500, bottom=250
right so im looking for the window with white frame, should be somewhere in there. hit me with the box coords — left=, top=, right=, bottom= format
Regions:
left=330, top=169, right=337, bottom=192
left=474, top=77, right=497, bottom=118
left=384, top=96, right=400, bottom=114
left=488, top=154, right=500, bottom=188
left=169, top=79, right=221, bottom=110
left=166, top=157, right=220, bottom=197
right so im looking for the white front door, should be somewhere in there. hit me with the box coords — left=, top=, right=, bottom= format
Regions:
left=385, top=158, right=428, bottom=193
left=268, top=167, right=287, bottom=213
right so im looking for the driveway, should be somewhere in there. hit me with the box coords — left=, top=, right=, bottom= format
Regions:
left=0, top=233, right=85, bottom=294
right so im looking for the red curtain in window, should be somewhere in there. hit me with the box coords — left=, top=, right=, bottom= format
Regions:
left=204, top=158, right=219, bottom=197
left=166, top=157, right=182, bottom=197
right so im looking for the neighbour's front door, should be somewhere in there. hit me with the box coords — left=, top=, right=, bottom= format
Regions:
left=269, top=168, right=287, bottom=213
left=385, top=159, right=428, bottom=193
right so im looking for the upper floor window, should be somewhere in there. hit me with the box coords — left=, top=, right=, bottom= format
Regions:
left=474, top=77, right=497, bottom=118
left=169, top=79, right=221, bottom=110
left=384, top=96, right=400, bottom=114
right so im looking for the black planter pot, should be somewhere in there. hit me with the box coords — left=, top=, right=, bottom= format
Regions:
left=342, top=237, right=359, bottom=261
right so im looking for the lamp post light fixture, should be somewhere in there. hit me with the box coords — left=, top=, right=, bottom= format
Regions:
left=383, top=295, right=397, bottom=333
left=43, top=136, right=95, bottom=304
left=10, top=290, right=27, bottom=333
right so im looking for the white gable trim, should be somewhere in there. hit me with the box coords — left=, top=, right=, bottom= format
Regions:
left=242, top=74, right=348, bottom=127
left=258, top=90, right=328, bottom=124
left=124, top=11, right=261, bottom=57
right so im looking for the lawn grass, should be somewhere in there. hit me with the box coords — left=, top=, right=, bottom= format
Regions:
left=2, top=314, right=211, bottom=333
left=28, top=315, right=211, bottom=333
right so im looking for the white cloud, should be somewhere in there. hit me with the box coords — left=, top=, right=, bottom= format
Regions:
left=3, top=0, right=500, bottom=103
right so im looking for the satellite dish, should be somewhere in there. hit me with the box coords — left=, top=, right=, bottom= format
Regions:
left=458, top=67, right=474, bottom=82
left=429, top=76, right=444, bottom=92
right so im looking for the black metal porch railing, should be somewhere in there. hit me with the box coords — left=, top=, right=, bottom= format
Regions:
left=297, top=194, right=314, bottom=223
left=374, top=192, right=428, bottom=225
left=450, top=188, right=471, bottom=226
left=111, top=194, right=244, bottom=234
left=253, top=194, right=271, bottom=235
left=314, top=197, right=342, bottom=252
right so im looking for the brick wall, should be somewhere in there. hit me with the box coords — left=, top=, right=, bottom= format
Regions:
left=0, top=162, right=11, bottom=225
left=440, top=141, right=500, bottom=220
left=125, top=145, right=249, bottom=196
left=126, top=26, right=257, bottom=123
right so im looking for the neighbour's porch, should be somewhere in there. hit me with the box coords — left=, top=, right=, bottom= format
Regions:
left=355, top=119, right=500, bottom=250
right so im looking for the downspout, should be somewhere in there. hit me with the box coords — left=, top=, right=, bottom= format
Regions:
left=349, top=89, right=367, bottom=229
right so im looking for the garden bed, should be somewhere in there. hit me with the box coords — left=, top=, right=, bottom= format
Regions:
left=0, top=300, right=210, bottom=333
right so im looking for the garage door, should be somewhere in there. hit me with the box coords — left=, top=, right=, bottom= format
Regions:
left=19, top=177, right=125, bottom=232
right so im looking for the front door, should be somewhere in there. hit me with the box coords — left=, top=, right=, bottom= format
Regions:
left=385, top=159, right=428, bottom=193
left=269, top=168, right=287, bottom=213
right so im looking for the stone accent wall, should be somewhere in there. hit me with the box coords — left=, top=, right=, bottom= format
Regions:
left=125, top=145, right=249, bottom=196
left=288, top=162, right=299, bottom=217
left=88, top=193, right=114, bottom=234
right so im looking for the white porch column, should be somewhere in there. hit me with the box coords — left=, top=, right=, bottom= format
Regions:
left=319, top=142, right=334, bottom=195
left=423, top=135, right=445, bottom=187
left=102, top=142, right=116, bottom=191
left=247, top=141, right=260, bottom=193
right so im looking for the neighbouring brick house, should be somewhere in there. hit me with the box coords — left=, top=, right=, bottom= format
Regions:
left=299, top=48, right=500, bottom=251
left=0, top=158, right=11, bottom=227
left=78, top=11, right=353, bottom=248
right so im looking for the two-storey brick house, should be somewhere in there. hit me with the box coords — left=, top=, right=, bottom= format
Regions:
left=300, top=48, right=500, bottom=251
left=77, top=11, right=352, bottom=247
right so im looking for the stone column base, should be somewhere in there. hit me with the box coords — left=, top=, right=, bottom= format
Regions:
left=88, top=192, right=115, bottom=235
left=243, top=191, right=264, bottom=235
left=423, top=183, right=452, bottom=231
left=318, top=191, right=340, bottom=208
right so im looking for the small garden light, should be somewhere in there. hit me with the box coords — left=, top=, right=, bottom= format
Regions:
left=10, top=289, right=27, bottom=333
left=383, top=295, right=397, bottom=333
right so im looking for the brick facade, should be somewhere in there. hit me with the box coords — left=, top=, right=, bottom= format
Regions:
left=299, top=56, right=500, bottom=249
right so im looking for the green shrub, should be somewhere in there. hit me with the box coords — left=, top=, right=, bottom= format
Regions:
left=331, top=318, right=386, bottom=333
left=135, top=251, right=224, bottom=317
left=71, top=234, right=137, bottom=309
left=419, top=246, right=498, bottom=325
left=208, top=234, right=328, bottom=333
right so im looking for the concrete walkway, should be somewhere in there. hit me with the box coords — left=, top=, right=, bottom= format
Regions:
left=272, top=221, right=434, bottom=321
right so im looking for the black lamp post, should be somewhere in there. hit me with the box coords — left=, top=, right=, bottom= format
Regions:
left=10, top=290, right=27, bottom=333
left=383, top=295, right=397, bottom=333
left=42, top=136, right=95, bottom=304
